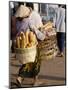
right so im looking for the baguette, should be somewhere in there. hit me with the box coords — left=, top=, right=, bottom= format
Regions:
left=20, top=33, right=26, bottom=48
left=25, top=31, right=29, bottom=45
left=16, top=36, right=20, bottom=48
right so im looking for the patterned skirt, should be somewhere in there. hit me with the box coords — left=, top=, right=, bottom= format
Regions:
left=18, top=48, right=41, bottom=78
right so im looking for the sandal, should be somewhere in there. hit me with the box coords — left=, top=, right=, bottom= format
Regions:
left=56, top=52, right=64, bottom=57
left=16, top=77, right=24, bottom=87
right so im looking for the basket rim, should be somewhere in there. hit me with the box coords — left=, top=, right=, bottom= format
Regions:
left=15, top=43, right=38, bottom=50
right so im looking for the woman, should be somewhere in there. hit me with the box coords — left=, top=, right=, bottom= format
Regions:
left=55, top=5, right=66, bottom=57
left=15, top=5, right=45, bottom=87
left=15, top=5, right=45, bottom=40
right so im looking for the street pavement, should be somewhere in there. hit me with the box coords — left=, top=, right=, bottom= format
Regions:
left=9, top=51, right=66, bottom=88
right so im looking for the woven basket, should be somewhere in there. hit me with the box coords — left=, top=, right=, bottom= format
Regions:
left=38, top=35, right=58, bottom=60
left=15, top=45, right=37, bottom=64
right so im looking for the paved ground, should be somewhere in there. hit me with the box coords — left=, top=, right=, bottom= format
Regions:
left=9, top=51, right=66, bottom=88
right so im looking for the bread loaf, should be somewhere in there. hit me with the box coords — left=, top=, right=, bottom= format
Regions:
left=16, top=31, right=37, bottom=48
left=25, top=31, right=29, bottom=45
left=42, top=21, right=53, bottom=31
left=29, top=31, right=34, bottom=42
left=16, top=36, right=20, bottom=48
left=20, top=33, right=26, bottom=48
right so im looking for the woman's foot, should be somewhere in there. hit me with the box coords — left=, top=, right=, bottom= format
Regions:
left=16, top=76, right=24, bottom=87
left=56, top=52, right=64, bottom=57
left=33, top=76, right=38, bottom=86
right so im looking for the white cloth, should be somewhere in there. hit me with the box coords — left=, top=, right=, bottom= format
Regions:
left=15, top=5, right=30, bottom=18
left=55, top=7, right=65, bottom=32
left=29, top=11, right=45, bottom=40
left=29, top=11, right=43, bottom=28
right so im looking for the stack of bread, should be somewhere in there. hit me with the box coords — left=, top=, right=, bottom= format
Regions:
left=16, top=31, right=37, bottom=48
left=42, top=21, right=53, bottom=30
left=38, top=21, right=58, bottom=60
left=41, top=21, right=56, bottom=37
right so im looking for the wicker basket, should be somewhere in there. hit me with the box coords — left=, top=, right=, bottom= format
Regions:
left=38, top=35, right=58, bottom=60
left=15, top=45, right=37, bottom=64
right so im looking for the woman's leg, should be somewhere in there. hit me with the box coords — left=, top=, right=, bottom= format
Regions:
left=16, top=65, right=24, bottom=86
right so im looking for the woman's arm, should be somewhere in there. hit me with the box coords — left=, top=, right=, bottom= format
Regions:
left=29, top=20, right=45, bottom=40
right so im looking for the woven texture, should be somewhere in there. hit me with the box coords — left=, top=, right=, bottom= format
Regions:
left=38, top=35, right=58, bottom=60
